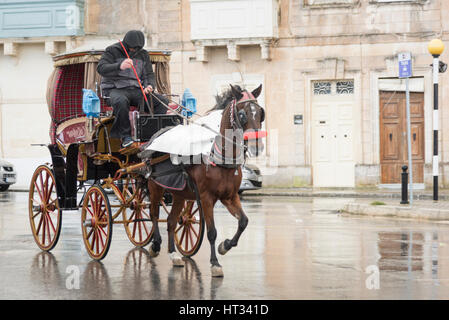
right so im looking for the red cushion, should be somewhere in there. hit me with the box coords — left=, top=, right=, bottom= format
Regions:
left=101, top=105, right=138, bottom=113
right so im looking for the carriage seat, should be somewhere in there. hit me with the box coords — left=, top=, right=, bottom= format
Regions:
left=54, top=100, right=178, bottom=153
left=54, top=117, right=88, bottom=154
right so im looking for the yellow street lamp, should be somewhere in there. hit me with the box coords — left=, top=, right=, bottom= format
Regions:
left=428, top=39, right=445, bottom=57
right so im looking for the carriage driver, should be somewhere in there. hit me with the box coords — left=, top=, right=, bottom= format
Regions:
left=97, top=30, right=168, bottom=148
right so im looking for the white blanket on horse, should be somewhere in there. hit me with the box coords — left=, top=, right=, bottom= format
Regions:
left=144, top=110, right=223, bottom=156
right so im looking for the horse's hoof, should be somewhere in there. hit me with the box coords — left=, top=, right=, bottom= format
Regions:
left=148, top=245, right=159, bottom=257
left=169, top=252, right=185, bottom=267
left=211, top=265, right=224, bottom=277
left=218, top=241, right=229, bottom=255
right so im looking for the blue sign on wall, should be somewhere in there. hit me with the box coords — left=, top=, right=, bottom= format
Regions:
left=398, top=52, right=412, bottom=78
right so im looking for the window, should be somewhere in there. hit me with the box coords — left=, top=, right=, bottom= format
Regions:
left=0, top=0, right=84, bottom=38
left=313, top=80, right=354, bottom=95
left=190, top=0, right=278, bottom=40
left=313, top=82, right=332, bottom=95
left=190, top=0, right=278, bottom=61
left=336, top=81, right=354, bottom=94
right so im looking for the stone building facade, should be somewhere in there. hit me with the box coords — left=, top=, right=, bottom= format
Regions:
left=1, top=0, right=449, bottom=189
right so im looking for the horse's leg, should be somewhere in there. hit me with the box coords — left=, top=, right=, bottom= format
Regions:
left=202, top=196, right=223, bottom=277
left=148, top=181, right=164, bottom=257
left=218, top=193, right=248, bottom=256
left=167, top=194, right=186, bottom=267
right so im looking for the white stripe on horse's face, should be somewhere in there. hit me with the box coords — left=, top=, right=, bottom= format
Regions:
left=251, top=105, right=257, bottom=120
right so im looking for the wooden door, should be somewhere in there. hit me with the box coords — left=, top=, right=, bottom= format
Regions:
left=379, top=91, right=424, bottom=183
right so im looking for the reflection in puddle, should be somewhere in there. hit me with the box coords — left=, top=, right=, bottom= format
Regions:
left=30, top=252, right=61, bottom=293
left=82, top=261, right=112, bottom=299
left=16, top=198, right=449, bottom=299
left=29, top=248, right=223, bottom=300
left=0, top=191, right=15, bottom=202
left=377, top=231, right=441, bottom=285
left=378, top=232, right=425, bottom=272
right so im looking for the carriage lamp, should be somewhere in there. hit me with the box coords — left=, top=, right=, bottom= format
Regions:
left=82, top=89, right=101, bottom=133
left=182, top=88, right=197, bottom=119
left=428, top=39, right=445, bottom=201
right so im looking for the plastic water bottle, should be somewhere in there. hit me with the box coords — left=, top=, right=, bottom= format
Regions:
left=181, top=88, right=197, bottom=118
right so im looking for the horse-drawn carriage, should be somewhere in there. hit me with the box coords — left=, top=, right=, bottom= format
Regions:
left=29, top=44, right=266, bottom=277
left=29, top=47, right=204, bottom=260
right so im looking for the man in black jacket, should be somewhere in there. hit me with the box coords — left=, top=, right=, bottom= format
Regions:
left=97, top=30, right=168, bottom=148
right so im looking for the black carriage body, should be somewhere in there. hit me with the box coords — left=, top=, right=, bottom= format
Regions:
left=47, top=143, right=123, bottom=210
left=47, top=144, right=78, bottom=210
left=133, top=113, right=183, bottom=142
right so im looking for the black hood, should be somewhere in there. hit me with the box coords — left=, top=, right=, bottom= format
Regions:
left=122, top=30, right=145, bottom=55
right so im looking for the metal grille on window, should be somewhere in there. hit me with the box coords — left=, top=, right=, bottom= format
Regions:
left=336, top=81, right=354, bottom=94
left=313, top=82, right=331, bottom=95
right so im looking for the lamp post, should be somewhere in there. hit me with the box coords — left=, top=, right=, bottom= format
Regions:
left=428, top=39, right=445, bottom=201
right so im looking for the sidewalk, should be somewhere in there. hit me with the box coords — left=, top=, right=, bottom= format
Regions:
left=242, top=187, right=449, bottom=222
left=242, top=187, right=449, bottom=200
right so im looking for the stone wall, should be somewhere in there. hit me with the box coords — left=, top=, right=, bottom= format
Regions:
left=79, top=0, right=449, bottom=188
left=2, top=0, right=449, bottom=188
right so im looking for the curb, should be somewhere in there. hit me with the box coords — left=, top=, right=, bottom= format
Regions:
left=11, top=184, right=449, bottom=201
left=242, top=191, right=449, bottom=201
left=343, top=203, right=449, bottom=221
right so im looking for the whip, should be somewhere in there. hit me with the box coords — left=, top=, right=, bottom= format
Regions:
left=118, top=40, right=153, bottom=115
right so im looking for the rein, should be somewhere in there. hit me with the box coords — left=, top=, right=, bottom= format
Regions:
left=149, top=92, right=248, bottom=148
left=149, top=90, right=263, bottom=168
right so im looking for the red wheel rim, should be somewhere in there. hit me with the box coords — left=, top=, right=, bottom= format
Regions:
left=175, top=200, right=204, bottom=257
left=29, top=166, right=61, bottom=251
left=82, top=186, right=112, bottom=260
left=123, top=179, right=154, bottom=247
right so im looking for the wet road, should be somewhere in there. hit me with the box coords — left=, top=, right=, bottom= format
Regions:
left=1, top=192, right=449, bottom=299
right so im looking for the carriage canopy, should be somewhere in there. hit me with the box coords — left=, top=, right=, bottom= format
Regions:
left=45, top=46, right=172, bottom=143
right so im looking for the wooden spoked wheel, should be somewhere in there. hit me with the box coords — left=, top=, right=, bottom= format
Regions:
left=175, top=200, right=204, bottom=257
left=81, top=185, right=113, bottom=260
left=122, top=178, right=154, bottom=247
left=29, top=165, right=62, bottom=251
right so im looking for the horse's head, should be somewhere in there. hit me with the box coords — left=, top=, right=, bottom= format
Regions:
left=229, top=84, right=266, bottom=157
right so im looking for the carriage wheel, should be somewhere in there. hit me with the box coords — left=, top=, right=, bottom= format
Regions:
left=122, top=178, right=154, bottom=247
left=29, top=165, right=62, bottom=251
left=81, top=185, right=113, bottom=260
left=175, top=200, right=204, bottom=257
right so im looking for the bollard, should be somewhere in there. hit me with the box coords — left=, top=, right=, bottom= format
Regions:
left=400, top=165, right=409, bottom=204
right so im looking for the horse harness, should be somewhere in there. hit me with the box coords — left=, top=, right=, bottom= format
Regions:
left=209, top=90, right=265, bottom=169
left=145, top=90, right=265, bottom=175
left=230, top=91, right=265, bottom=130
